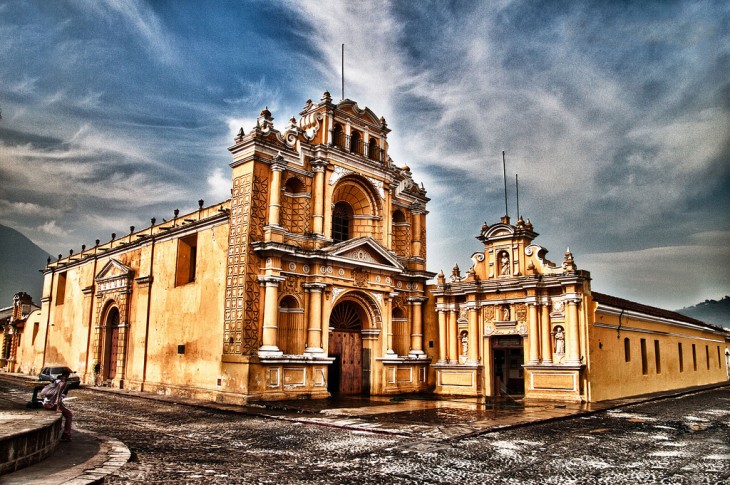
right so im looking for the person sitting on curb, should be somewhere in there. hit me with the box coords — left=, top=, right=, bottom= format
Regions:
left=42, top=368, right=73, bottom=441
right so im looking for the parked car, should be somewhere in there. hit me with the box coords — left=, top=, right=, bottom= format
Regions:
left=38, top=366, right=81, bottom=389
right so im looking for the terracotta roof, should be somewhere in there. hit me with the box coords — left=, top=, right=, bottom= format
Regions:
left=591, top=291, right=725, bottom=333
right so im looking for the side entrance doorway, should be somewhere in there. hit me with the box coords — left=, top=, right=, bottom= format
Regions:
left=492, top=336, right=525, bottom=396
left=328, top=300, right=370, bottom=395
left=101, top=306, right=121, bottom=381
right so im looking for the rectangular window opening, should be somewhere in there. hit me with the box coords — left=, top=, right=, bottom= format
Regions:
left=175, top=234, right=198, bottom=286
left=692, top=344, right=697, bottom=371
left=705, top=345, right=710, bottom=370
left=678, top=343, right=683, bottom=373
left=55, top=272, right=67, bottom=306
left=654, top=340, right=661, bottom=374
left=640, top=338, right=648, bottom=375
left=624, top=337, right=631, bottom=363
left=718, top=346, right=722, bottom=369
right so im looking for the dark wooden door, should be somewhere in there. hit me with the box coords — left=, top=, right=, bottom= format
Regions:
left=328, top=330, right=362, bottom=394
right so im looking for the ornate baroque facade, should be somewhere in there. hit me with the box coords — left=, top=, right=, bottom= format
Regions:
left=6, top=92, right=728, bottom=403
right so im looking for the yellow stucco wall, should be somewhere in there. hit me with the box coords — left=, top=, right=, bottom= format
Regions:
left=587, top=308, right=728, bottom=401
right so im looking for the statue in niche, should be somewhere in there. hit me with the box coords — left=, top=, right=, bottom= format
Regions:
left=500, top=251, right=510, bottom=276
left=502, top=305, right=510, bottom=321
left=461, top=331, right=468, bottom=357
left=553, top=326, right=565, bottom=354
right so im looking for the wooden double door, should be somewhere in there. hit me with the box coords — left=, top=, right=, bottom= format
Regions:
left=328, top=300, right=371, bottom=395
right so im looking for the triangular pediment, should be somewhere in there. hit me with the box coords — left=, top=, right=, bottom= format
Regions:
left=95, top=259, right=134, bottom=283
left=324, top=237, right=403, bottom=271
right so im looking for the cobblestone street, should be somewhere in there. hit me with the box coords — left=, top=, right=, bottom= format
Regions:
left=3, top=381, right=729, bottom=483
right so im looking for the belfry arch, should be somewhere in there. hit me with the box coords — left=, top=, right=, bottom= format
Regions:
left=330, top=176, right=382, bottom=243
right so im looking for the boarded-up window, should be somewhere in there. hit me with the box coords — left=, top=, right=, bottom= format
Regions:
left=278, top=296, right=304, bottom=354
left=392, top=307, right=408, bottom=356
left=175, top=234, right=198, bottom=286
left=55, top=272, right=67, bottom=305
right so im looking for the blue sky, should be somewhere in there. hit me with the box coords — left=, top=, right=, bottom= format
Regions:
left=1, top=0, right=728, bottom=310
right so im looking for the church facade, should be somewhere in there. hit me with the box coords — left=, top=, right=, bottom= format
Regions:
left=17, top=92, right=433, bottom=403
left=426, top=216, right=729, bottom=402
left=6, top=92, right=728, bottom=404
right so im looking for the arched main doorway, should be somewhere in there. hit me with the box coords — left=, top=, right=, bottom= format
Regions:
left=102, top=306, right=121, bottom=381
left=328, top=300, right=369, bottom=395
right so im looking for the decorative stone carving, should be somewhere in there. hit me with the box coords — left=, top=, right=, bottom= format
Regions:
left=483, top=305, right=495, bottom=322
left=329, top=165, right=353, bottom=186
left=353, top=268, right=369, bottom=287
left=515, top=303, right=527, bottom=322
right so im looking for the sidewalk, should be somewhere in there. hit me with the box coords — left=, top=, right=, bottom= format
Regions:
left=0, top=374, right=130, bottom=485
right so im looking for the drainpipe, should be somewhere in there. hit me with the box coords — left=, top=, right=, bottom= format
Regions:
left=41, top=269, right=54, bottom=369
left=83, top=243, right=100, bottom=383
left=141, top=219, right=156, bottom=391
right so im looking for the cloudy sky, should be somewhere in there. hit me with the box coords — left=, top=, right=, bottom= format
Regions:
left=1, top=0, right=728, bottom=310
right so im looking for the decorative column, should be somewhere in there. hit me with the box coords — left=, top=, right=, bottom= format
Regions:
left=384, top=293, right=397, bottom=356
left=437, top=309, right=447, bottom=363
left=258, top=276, right=285, bottom=357
left=467, top=306, right=478, bottom=364
left=311, top=159, right=326, bottom=236
left=411, top=207, right=423, bottom=259
left=408, top=297, right=426, bottom=358
left=304, top=283, right=326, bottom=355
left=528, top=302, right=540, bottom=364
left=540, top=302, right=552, bottom=364
left=267, top=157, right=285, bottom=227
left=448, top=309, right=458, bottom=364
left=566, top=298, right=581, bottom=364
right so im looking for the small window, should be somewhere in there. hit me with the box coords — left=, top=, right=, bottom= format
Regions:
left=640, top=339, right=648, bottom=375
left=175, top=234, right=198, bottom=286
left=678, top=343, right=683, bottom=372
left=368, top=137, right=380, bottom=161
left=654, top=340, right=661, bottom=374
left=692, top=344, right=697, bottom=371
left=718, top=346, right=722, bottom=369
left=624, top=337, right=631, bottom=362
left=332, top=201, right=352, bottom=243
left=706, top=345, right=710, bottom=370
left=55, top=272, right=67, bottom=305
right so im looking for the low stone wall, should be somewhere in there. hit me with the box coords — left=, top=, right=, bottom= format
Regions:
left=0, top=412, right=62, bottom=475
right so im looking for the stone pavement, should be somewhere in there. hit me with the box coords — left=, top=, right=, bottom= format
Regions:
left=0, top=374, right=130, bottom=485
left=1, top=370, right=728, bottom=484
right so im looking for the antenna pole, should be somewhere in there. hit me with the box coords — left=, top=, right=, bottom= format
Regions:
left=502, top=151, right=509, bottom=217
left=341, top=44, right=345, bottom=101
left=515, top=174, right=520, bottom=219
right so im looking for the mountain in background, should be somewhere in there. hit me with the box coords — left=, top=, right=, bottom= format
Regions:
left=677, top=297, right=730, bottom=330
left=0, top=224, right=51, bottom=306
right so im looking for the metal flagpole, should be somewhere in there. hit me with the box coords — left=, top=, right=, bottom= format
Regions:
left=502, top=151, right=509, bottom=218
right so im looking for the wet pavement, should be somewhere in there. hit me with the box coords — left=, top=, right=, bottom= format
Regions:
left=1, top=374, right=728, bottom=484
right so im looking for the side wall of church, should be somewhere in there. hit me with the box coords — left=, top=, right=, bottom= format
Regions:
left=586, top=303, right=728, bottom=402
left=34, top=207, right=234, bottom=401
